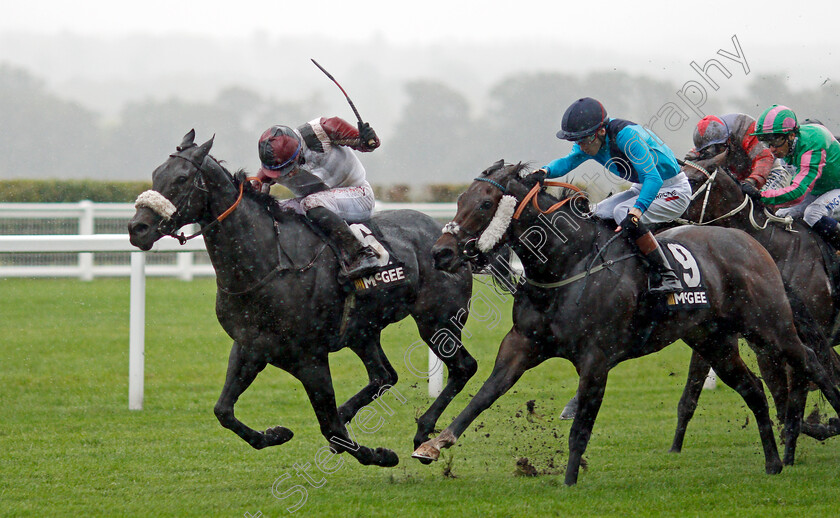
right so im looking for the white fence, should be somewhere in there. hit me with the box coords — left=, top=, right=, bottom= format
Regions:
left=0, top=202, right=457, bottom=409
left=0, top=201, right=456, bottom=279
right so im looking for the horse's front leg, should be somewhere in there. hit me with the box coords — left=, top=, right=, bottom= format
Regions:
left=337, top=333, right=398, bottom=425
left=565, top=348, right=608, bottom=486
left=412, top=328, right=540, bottom=462
left=412, top=318, right=478, bottom=455
left=214, top=341, right=293, bottom=449
left=292, top=354, right=399, bottom=467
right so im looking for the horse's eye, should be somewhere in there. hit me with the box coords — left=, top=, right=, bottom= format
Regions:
left=173, top=175, right=188, bottom=185
left=480, top=200, right=494, bottom=211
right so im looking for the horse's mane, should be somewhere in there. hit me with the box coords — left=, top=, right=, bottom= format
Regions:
left=206, top=156, right=301, bottom=225
left=479, top=159, right=531, bottom=180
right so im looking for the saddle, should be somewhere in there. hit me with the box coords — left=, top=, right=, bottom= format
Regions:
left=344, top=221, right=409, bottom=293
left=262, top=202, right=410, bottom=299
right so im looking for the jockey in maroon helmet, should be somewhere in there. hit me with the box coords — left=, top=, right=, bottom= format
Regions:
left=687, top=114, right=776, bottom=200
left=257, top=118, right=381, bottom=279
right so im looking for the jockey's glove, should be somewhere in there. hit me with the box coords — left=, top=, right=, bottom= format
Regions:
left=740, top=181, right=763, bottom=203
left=521, top=168, right=547, bottom=190
left=358, top=122, right=380, bottom=151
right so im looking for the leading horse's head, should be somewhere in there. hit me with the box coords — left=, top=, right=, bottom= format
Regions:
left=128, top=129, right=218, bottom=250
left=432, top=160, right=532, bottom=272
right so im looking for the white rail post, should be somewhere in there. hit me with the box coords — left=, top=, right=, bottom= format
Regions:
left=129, top=251, right=146, bottom=410
left=428, top=351, right=443, bottom=398
left=703, top=367, right=717, bottom=390
left=79, top=201, right=94, bottom=281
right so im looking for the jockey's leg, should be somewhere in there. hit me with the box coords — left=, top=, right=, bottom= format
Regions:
left=806, top=190, right=840, bottom=250
left=306, top=206, right=380, bottom=279
left=624, top=214, right=682, bottom=295
left=811, top=216, right=840, bottom=249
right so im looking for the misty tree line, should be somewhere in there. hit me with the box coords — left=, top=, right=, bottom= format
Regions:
left=1, top=63, right=837, bottom=199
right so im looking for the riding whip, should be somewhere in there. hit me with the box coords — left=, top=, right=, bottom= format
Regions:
left=310, top=58, right=376, bottom=148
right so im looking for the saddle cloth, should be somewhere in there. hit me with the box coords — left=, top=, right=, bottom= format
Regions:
left=347, top=221, right=408, bottom=293
left=657, top=238, right=710, bottom=310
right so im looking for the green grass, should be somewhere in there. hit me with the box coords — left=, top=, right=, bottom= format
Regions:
left=1, top=277, right=838, bottom=517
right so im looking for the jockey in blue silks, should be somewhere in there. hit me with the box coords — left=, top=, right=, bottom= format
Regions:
left=525, top=97, right=691, bottom=294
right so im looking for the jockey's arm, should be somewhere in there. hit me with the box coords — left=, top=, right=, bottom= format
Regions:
left=761, top=149, right=827, bottom=207
left=543, top=145, right=589, bottom=178
left=621, top=131, right=663, bottom=214
left=320, top=117, right=380, bottom=152
left=742, top=132, right=774, bottom=189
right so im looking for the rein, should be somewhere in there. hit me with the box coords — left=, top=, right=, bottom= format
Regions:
left=165, top=154, right=260, bottom=244
left=675, top=160, right=795, bottom=231
left=474, top=176, right=629, bottom=294
left=512, top=181, right=583, bottom=220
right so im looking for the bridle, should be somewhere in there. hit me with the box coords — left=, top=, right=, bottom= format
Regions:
left=444, top=175, right=584, bottom=262
left=447, top=174, right=635, bottom=294
left=675, top=160, right=794, bottom=231
left=154, top=153, right=260, bottom=244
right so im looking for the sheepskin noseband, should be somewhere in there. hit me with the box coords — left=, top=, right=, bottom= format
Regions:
left=135, top=190, right=177, bottom=220
left=477, top=195, right=517, bottom=252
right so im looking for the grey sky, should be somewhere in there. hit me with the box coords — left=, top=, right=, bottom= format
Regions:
left=3, top=0, right=836, bottom=91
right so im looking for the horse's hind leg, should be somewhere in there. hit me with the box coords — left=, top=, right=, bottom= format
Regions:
left=411, top=315, right=478, bottom=453
left=337, top=332, right=398, bottom=425
left=214, top=341, right=293, bottom=449
left=782, top=369, right=808, bottom=465
left=749, top=325, right=840, bottom=440
left=753, top=346, right=789, bottom=424
left=291, top=354, right=398, bottom=467
left=670, top=350, right=713, bottom=453
left=687, top=334, right=782, bottom=475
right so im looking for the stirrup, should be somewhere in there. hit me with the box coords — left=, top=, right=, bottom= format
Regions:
left=343, top=247, right=381, bottom=280
left=648, top=273, right=682, bottom=295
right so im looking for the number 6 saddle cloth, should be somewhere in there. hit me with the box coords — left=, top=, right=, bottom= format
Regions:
left=348, top=222, right=409, bottom=294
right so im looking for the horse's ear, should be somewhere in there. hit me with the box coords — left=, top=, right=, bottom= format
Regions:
left=504, top=162, right=530, bottom=197
left=195, top=134, right=215, bottom=161
left=177, top=129, right=196, bottom=152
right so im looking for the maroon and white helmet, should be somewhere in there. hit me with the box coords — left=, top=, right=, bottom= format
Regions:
left=257, top=125, right=302, bottom=179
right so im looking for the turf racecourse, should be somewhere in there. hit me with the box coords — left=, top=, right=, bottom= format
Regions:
left=1, top=277, right=838, bottom=517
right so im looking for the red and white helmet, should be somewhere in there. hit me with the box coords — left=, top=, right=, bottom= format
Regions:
left=693, top=116, right=730, bottom=154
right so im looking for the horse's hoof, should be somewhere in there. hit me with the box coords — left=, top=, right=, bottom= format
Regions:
left=412, top=442, right=440, bottom=462
left=264, top=426, right=294, bottom=447
left=766, top=460, right=783, bottom=475
left=374, top=447, right=399, bottom=467
left=413, top=437, right=434, bottom=464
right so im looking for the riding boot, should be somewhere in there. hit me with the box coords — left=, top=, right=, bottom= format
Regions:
left=812, top=216, right=840, bottom=251
left=637, top=232, right=682, bottom=294
left=306, top=206, right=380, bottom=279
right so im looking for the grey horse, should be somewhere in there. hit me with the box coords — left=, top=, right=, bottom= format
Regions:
left=128, top=130, right=478, bottom=466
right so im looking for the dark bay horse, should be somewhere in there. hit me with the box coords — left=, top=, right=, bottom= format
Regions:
left=127, top=130, right=478, bottom=466
left=412, top=161, right=840, bottom=485
left=670, top=159, right=840, bottom=451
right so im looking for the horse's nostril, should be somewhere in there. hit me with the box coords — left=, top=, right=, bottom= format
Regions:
left=128, top=221, right=149, bottom=235
left=433, top=247, right=454, bottom=261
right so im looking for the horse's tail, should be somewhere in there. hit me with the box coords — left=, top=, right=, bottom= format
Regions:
left=785, top=281, right=840, bottom=385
